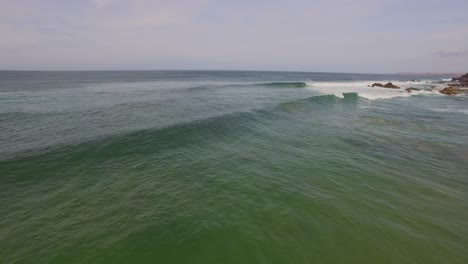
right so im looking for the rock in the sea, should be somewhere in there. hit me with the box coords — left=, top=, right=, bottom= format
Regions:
left=384, top=82, right=399, bottom=88
left=439, top=87, right=468, bottom=95
left=451, top=73, right=468, bottom=86
left=405, top=87, right=420, bottom=93
left=452, top=73, right=468, bottom=82
left=440, top=87, right=456, bottom=95
left=371, top=82, right=400, bottom=89
left=371, top=83, right=384, bottom=87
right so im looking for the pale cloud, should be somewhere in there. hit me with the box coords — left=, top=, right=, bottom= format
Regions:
left=434, top=50, right=468, bottom=58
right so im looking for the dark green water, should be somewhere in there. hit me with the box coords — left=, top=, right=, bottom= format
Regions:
left=1, top=71, right=467, bottom=263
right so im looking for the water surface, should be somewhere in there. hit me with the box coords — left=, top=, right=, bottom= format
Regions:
left=1, top=71, right=467, bottom=263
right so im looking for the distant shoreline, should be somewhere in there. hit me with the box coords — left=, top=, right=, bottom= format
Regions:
left=396, top=72, right=464, bottom=76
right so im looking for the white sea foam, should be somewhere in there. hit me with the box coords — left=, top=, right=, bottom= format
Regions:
left=306, top=80, right=441, bottom=100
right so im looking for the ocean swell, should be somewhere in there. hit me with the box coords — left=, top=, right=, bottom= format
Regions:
left=254, top=82, right=308, bottom=88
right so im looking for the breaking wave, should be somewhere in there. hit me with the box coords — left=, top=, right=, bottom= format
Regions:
left=306, top=80, right=441, bottom=100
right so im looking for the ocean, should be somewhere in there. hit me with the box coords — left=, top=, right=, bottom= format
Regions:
left=1, top=71, right=467, bottom=263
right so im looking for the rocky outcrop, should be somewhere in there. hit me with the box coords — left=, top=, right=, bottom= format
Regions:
left=451, top=73, right=468, bottom=86
left=370, top=82, right=400, bottom=89
left=405, top=87, right=420, bottom=93
left=439, top=87, right=468, bottom=95
left=451, top=73, right=468, bottom=82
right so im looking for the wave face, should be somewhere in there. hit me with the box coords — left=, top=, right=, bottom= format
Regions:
left=1, top=71, right=468, bottom=264
left=254, top=81, right=308, bottom=88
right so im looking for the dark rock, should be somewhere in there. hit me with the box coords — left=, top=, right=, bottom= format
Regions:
left=439, top=87, right=468, bottom=95
left=452, top=73, right=468, bottom=85
left=405, top=87, right=420, bottom=93
left=447, top=82, right=468, bottom=88
left=440, top=87, right=457, bottom=95
left=383, top=82, right=399, bottom=88
left=370, top=82, right=400, bottom=89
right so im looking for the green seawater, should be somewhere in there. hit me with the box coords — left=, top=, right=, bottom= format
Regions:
left=1, top=71, right=467, bottom=263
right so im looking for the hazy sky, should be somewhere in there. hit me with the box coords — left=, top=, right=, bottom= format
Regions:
left=1, top=0, right=467, bottom=73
